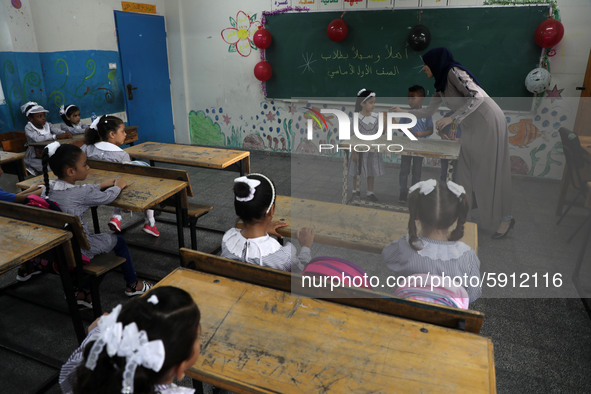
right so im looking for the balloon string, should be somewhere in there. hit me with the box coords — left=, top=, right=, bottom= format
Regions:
left=340, top=11, right=346, bottom=20
left=417, top=10, right=421, bottom=23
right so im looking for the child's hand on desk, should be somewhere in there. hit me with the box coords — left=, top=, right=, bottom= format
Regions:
left=267, top=220, right=288, bottom=238
left=114, top=178, right=127, bottom=189
left=298, top=227, right=315, bottom=248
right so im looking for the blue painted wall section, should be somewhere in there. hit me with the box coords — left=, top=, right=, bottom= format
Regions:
left=0, top=50, right=125, bottom=132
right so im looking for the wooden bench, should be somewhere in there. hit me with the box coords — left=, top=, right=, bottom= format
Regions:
left=0, top=201, right=125, bottom=317
left=0, top=131, right=26, bottom=152
left=155, top=203, right=213, bottom=250
left=179, top=248, right=485, bottom=333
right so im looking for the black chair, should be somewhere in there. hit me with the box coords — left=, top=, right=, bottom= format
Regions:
left=556, top=128, right=591, bottom=242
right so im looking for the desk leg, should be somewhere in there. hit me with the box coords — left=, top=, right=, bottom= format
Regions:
left=342, top=151, right=349, bottom=204
left=556, top=165, right=570, bottom=216
left=17, top=160, right=26, bottom=182
left=91, top=207, right=100, bottom=234
left=447, top=159, right=456, bottom=181
left=242, top=156, right=251, bottom=176
left=56, top=241, right=86, bottom=344
left=175, top=192, right=185, bottom=249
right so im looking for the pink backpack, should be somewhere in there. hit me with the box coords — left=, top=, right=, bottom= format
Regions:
left=302, top=257, right=372, bottom=290
left=393, top=273, right=469, bottom=309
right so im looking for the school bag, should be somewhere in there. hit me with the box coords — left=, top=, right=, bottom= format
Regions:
left=302, top=256, right=372, bottom=290
left=393, top=273, right=469, bottom=309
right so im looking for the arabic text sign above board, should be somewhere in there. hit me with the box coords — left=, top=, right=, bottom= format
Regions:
left=264, top=6, right=548, bottom=109
left=121, top=1, right=156, bottom=14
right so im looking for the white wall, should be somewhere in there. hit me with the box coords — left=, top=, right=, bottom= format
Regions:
left=0, top=1, right=39, bottom=52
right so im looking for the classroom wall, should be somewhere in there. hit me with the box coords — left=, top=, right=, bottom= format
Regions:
left=167, top=0, right=591, bottom=179
left=0, top=0, right=174, bottom=132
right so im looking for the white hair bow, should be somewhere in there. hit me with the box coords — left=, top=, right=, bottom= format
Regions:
left=59, top=104, right=75, bottom=116
left=147, top=294, right=159, bottom=305
left=46, top=141, right=61, bottom=158
left=234, top=176, right=261, bottom=202
left=446, top=181, right=465, bottom=198
left=409, top=179, right=437, bottom=195
left=357, top=88, right=367, bottom=96
left=20, top=101, right=38, bottom=114
left=85, top=304, right=123, bottom=370
left=120, top=323, right=166, bottom=394
left=90, top=115, right=102, bottom=131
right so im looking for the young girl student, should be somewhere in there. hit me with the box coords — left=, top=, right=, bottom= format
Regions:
left=349, top=89, right=385, bottom=202
left=42, top=141, right=152, bottom=299
left=22, top=101, right=72, bottom=175
left=60, top=104, right=89, bottom=135
left=82, top=115, right=159, bottom=237
left=221, top=173, right=315, bottom=272
left=59, top=286, right=201, bottom=394
left=382, top=179, right=482, bottom=303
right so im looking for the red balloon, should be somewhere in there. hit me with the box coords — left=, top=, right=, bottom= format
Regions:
left=254, top=61, right=273, bottom=81
left=327, top=19, right=348, bottom=42
left=253, top=28, right=272, bottom=49
left=534, top=18, right=564, bottom=48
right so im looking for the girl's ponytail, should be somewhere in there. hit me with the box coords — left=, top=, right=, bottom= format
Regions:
left=407, top=190, right=422, bottom=251
left=449, top=193, right=469, bottom=242
left=84, top=127, right=101, bottom=145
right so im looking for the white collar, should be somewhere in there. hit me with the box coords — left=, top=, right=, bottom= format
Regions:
left=94, top=141, right=123, bottom=152
left=223, top=228, right=281, bottom=265
left=28, top=121, right=51, bottom=135
left=407, top=235, right=472, bottom=261
left=359, top=112, right=378, bottom=125
left=50, top=179, right=77, bottom=191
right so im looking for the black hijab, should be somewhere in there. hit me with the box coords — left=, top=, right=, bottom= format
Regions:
left=422, top=47, right=481, bottom=92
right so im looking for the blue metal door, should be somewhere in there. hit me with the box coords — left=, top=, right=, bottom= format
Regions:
left=114, top=11, right=174, bottom=143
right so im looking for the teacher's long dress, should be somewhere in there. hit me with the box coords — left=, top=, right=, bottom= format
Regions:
left=409, top=67, right=512, bottom=231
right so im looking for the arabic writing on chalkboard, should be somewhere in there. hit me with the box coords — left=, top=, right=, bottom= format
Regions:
left=321, top=46, right=408, bottom=78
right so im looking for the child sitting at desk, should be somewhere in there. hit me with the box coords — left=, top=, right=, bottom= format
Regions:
left=59, top=286, right=201, bottom=394
left=41, top=141, right=152, bottom=300
left=382, top=179, right=481, bottom=303
left=22, top=101, right=72, bottom=175
left=82, top=115, right=159, bottom=237
left=398, top=85, right=433, bottom=203
left=60, top=104, right=89, bottom=135
left=221, top=173, right=315, bottom=272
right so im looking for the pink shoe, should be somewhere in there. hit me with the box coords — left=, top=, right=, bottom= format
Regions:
left=143, top=224, right=160, bottom=237
left=108, top=217, right=122, bottom=232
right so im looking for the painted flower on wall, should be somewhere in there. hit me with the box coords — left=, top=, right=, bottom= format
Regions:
left=221, top=11, right=260, bottom=57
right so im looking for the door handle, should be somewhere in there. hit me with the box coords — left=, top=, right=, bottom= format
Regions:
left=576, top=86, right=586, bottom=90
left=126, top=83, right=138, bottom=100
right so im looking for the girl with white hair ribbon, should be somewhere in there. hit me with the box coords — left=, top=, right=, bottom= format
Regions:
left=59, top=286, right=201, bottom=394
left=221, top=173, right=315, bottom=272
left=22, top=102, right=72, bottom=175
left=60, top=104, right=88, bottom=135
left=348, top=88, right=385, bottom=202
left=81, top=114, right=159, bottom=237
left=382, top=179, right=482, bottom=304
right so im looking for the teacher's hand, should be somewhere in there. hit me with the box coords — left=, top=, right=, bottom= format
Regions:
left=436, top=117, right=453, bottom=131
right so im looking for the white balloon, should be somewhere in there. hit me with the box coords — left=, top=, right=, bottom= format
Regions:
left=525, top=68, right=552, bottom=94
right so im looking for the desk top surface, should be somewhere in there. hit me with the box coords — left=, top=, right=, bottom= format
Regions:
left=156, top=268, right=495, bottom=393
left=339, top=135, right=461, bottom=159
left=0, top=151, right=25, bottom=163
left=271, top=196, right=478, bottom=254
left=0, top=216, right=71, bottom=275
left=17, top=168, right=187, bottom=211
left=125, top=142, right=250, bottom=168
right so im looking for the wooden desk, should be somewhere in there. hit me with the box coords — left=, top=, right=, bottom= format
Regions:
left=29, top=126, right=139, bottom=157
left=581, top=136, right=591, bottom=155
left=17, top=167, right=189, bottom=248
left=156, top=268, right=496, bottom=393
left=266, top=196, right=478, bottom=254
left=0, top=151, right=26, bottom=181
left=0, top=215, right=85, bottom=342
left=125, top=142, right=251, bottom=175
left=340, top=136, right=461, bottom=205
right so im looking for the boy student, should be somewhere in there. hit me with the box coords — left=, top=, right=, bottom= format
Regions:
left=398, top=85, right=433, bottom=203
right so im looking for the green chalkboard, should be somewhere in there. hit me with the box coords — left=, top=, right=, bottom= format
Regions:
left=265, top=6, right=548, bottom=107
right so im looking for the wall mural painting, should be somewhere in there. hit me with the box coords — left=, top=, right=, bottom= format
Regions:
left=221, top=11, right=261, bottom=57
left=0, top=55, right=45, bottom=131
